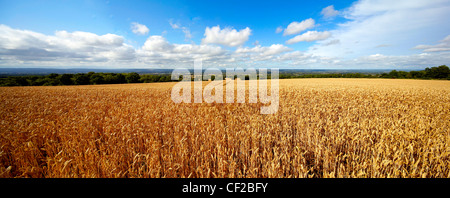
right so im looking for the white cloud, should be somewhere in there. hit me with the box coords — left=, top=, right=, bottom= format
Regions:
left=0, top=25, right=233, bottom=67
left=131, top=22, right=149, bottom=35
left=276, top=51, right=450, bottom=70
left=342, top=0, right=448, bottom=19
left=323, top=39, right=340, bottom=46
left=138, top=35, right=229, bottom=66
left=54, top=30, right=125, bottom=49
left=169, top=22, right=180, bottom=29
left=277, top=51, right=312, bottom=61
left=141, top=35, right=172, bottom=52
left=286, top=31, right=331, bottom=44
left=0, top=25, right=49, bottom=50
left=0, top=24, right=135, bottom=63
left=307, top=0, right=450, bottom=59
left=232, top=44, right=299, bottom=64
left=421, top=48, right=450, bottom=52
left=283, top=18, right=315, bottom=36
left=346, top=52, right=450, bottom=69
left=201, top=26, right=251, bottom=47
left=2, top=0, right=450, bottom=72
left=236, top=44, right=292, bottom=56
left=414, top=35, right=450, bottom=52
left=321, top=5, right=339, bottom=19
left=169, top=21, right=192, bottom=41
left=275, top=26, right=283, bottom=34
left=365, top=53, right=387, bottom=61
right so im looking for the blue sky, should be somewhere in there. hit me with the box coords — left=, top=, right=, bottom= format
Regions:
left=1, top=0, right=450, bottom=69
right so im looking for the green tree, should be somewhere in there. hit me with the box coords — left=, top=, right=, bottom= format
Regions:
left=48, top=73, right=59, bottom=79
left=14, top=76, right=29, bottom=86
left=73, top=74, right=90, bottom=85
left=60, top=74, right=74, bottom=85
left=410, top=70, right=426, bottom=79
left=424, top=65, right=449, bottom=79
left=397, top=71, right=409, bottom=79
left=90, top=73, right=105, bottom=84
left=116, top=73, right=126, bottom=84
left=388, top=70, right=399, bottom=78
left=126, top=72, right=141, bottom=83
left=103, top=73, right=116, bottom=84
left=435, top=65, right=449, bottom=79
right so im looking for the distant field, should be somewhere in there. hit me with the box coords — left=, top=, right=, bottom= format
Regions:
left=0, top=79, right=449, bottom=178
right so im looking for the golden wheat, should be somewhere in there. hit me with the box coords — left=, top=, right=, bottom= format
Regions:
left=0, top=79, right=449, bottom=178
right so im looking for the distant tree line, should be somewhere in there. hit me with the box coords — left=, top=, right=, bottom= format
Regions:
left=0, top=65, right=448, bottom=86
left=380, top=65, right=450, bottom=79
left=279, top=65, right=450, bottom=80
left=0, top=72, right=173, bottom=86
left=279, top=72, right=379, bottom=79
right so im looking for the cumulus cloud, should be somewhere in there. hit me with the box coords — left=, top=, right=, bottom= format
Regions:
left=0, top=24, right=135, bottom=63
left=283, top=18, right=315, bottom=36
left=131, top=22, right=149, bottom=35
left=140, top=35, right=172, bottom=52
left=321, top=5, right=339, bottom=19
left=2, top=0, right=450, bottom=71
left=201, top=26, right=251, bottom=47
left=138, top=35, right=230, bottom=66
left=286, top=31, right=331, bottom=44
left=0, top=24, right=233, bottom=67
left=414, top=35, right=450, bottom=52
left=140, top=35, right=226, bottom=56
left=54, top=30, right=125, bottom=49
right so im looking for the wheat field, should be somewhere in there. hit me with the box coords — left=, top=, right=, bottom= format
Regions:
left=0, top=79, right=449, bottom=178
